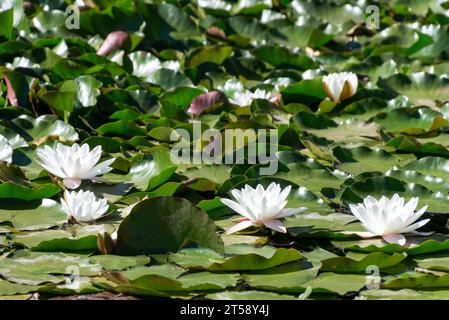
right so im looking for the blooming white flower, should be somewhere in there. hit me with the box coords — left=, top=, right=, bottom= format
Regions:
left=61, top=190, right=109, bottom=222
left=349, top=194, right=430, bottom=245
left=322, top=72, right=358, bottom=102
left=36, top=143, right=115, bottom=189
left=229, top=89, right=272, bottom=107
left=252, top=88, right=272, bottom=100
left=229, top=90, right=253, bottom=107
left=221, top=183, right=307, bottom=234
left=0, top=135, right=13, bottom=164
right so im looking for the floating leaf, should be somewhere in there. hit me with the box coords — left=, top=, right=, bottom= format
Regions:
left=116, top=197, right=224, bottom=255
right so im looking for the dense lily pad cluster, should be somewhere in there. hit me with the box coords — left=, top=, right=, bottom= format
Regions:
left=2, top=0, right=449, bottom=300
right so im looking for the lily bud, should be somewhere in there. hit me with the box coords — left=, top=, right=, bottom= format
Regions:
left=322, top=72, right=358, bottom=102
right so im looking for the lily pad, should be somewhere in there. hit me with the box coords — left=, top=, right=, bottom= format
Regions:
left=116, top=197, right=224, bottom=255
left=168, top=244, right=301, bottom=271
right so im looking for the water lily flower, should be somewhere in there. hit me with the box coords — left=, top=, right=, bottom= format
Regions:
left=229, top=90, right=253, bottom=107
left=252, top=88, right=273, bottom=100
left=61, top=189, right=109, bottom=222
left=0, top=135, right=12, bottom=164
left=36, top=143, right=115, bottom=189
left=229, top=89, right=272, bottom=107
left=322, top=72, right=358, bottom=102
left=221, top=182, right=307, bottom=234
left=349, top=194, right=430, bottom=245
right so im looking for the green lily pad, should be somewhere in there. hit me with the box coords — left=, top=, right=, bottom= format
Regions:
left=319, top=252, right=407, bottom=273
left=379, top=73, right=449, bottom=106
left=0, top=280, right=39, bottom=296
left=89, top=255, right=150, bottom=271
left=205, top=290, right=302, bottom=300
left=375, top=107, right=448, bottom=135
left=11, top=115, right=78, bottom=142
left=0, top=199, right=66, bottom=231
left=105, top=152, right=176, bottom=191
left=332, top=235, right=449, bottom=255
left=116, top=197, right=224, bottom=255
left=359, top=289, right=449, bottom=300
left=0, top=183, right=61, bottom=201
left=334, top=146, right=415, bottom=175
left=285, top=212, right=362, bottom=238
left=168, top=244, right=301, bottom=271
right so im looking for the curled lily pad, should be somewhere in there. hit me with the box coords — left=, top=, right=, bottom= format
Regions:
left=168, top=244, right=301, bottom=271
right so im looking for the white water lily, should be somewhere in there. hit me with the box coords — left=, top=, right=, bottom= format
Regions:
left=322, top=72, right=358, bottom=102
left=36, top=143, right=114, bottom=189
left=229, top=89, right=272, bottom=107
left=349, top=194, right=430, bottom=245
left=61, top=190, right=109, bottom=222
left=221, top=182, right=307, bottom=234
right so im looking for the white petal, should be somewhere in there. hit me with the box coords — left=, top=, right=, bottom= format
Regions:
left=226, top=219, right=255, bottom=234
left=278, top=185, right=291, bottom=202
left=220, top=198, right=255, bottom=221
left=397, top=218, right=430, bottom=234
left=382, top=234, right=406, bottom=245
left=277, top=207, right=307, bottom=218
left=401, top=204, right=427, bottom=227
left=63, top=178, right=82, bottom=189
left=85, top=158, right=115, bottom=178
left=410, top=230, right=434, bottom=236
left=263, top=219, right=287, bottom=233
